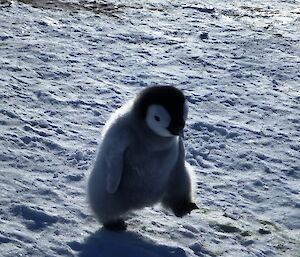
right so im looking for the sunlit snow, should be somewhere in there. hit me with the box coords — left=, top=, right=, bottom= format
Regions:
left=0, top=0, right=299, bottom=256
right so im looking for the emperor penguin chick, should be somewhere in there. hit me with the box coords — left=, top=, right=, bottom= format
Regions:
left=88, top=86, right=198, bottom=231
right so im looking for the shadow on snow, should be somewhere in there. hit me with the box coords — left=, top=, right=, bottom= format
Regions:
left=69, top=228, right=188, bottom=257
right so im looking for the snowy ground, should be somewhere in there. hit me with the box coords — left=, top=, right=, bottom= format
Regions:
left=0, top=0, right=299, bottom=256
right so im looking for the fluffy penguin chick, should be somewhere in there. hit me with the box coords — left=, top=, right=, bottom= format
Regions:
left=88, top=86, right=198, bottom=231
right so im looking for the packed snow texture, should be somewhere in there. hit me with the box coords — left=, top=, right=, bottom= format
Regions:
left=0, top=0, right=299, bottom=256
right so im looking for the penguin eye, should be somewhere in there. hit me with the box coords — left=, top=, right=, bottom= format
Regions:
left=154, top=115, right=161, bottom=122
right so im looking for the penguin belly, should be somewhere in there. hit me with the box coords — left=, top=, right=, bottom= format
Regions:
left=117, top=144, right=179, bottom=209
left=88, top=141, right=179, bottom=223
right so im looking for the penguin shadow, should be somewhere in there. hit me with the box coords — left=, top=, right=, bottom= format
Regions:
left=74, top=227, right=188, bottom=257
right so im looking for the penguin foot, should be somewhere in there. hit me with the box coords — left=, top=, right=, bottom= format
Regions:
left=173, top=201, right=199, bottom=218
left=103, top=219, right=127, bottom=231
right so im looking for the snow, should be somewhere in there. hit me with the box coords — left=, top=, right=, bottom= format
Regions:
left=0, top=0, right=299, bottom=256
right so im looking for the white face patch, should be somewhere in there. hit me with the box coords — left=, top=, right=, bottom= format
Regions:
left=146, top=104, right=173, bottom=137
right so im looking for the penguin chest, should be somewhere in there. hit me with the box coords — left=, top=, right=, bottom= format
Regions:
left=121, top=143, right=179, bottom=202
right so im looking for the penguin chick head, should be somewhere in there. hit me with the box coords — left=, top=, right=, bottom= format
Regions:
left=135, top=86, right=188, bottom=137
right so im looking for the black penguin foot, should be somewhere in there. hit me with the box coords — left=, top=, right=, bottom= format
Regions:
left=173, top=201, right=199, bottom=218
left=103, top=219, right=127, bottom=231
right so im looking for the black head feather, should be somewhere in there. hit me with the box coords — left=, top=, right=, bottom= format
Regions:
left=134, top=86, right=186, bottom=135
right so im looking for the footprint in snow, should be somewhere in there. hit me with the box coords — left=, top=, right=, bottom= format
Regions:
left=10, top=205, right=58, bottom=231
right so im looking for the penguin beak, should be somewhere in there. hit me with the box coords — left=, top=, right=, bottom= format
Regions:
left=168, top=120, right=185, bottom=137
left=168, top=126, right=184, bottom=137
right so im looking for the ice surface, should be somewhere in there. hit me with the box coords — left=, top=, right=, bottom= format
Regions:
left=0, top=0, right=299, bottom=256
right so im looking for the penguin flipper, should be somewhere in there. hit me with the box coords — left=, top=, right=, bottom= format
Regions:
left=106, top=153, right=125, bottom=194
left=162, top=138, right=195, bottom=214
left=102, top=123, right=131, bottom=194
